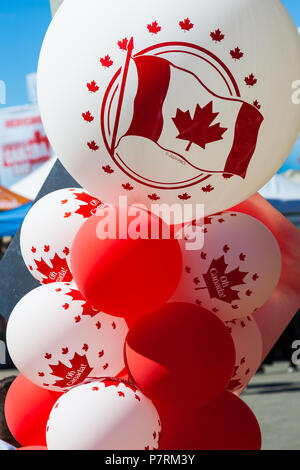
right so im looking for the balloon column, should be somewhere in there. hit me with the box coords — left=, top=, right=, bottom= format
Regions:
left=4, top=0, right=300, bottom=450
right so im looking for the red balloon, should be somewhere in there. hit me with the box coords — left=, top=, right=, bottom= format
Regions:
left=159, top=391, right=261, bottom=450
left=5, top=375, right=62, bottom=447
left=17, top=446, right=48, bottom=451
left=71, top=207, right=182, bottom=323
left=125, top=303, right=236, bottom=408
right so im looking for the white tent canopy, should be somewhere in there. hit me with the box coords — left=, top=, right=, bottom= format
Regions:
left=10, top=158, right=56, bottom=201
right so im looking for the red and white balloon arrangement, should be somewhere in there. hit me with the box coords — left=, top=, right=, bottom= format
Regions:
left=4, top=0, right=300, bottom=451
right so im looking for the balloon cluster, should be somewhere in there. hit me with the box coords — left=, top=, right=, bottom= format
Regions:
left=4, top=0, right=300, bottom=452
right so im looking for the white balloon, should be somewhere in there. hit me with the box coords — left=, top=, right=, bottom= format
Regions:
left=37, top=0, right=300, bottom=222
left=46, top=378, right=161, bottom=450
left=171, top=211, right=282, bottom=321
left=7, top=283, right=128, bottom=392
left=225, top=315, right=263, bottom=394
left=20, top=188, right=102, bottom=284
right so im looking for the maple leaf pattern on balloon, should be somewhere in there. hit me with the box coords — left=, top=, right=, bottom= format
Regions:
left=73, top=192, right=101, bottom=218
left=122, top=183, right=134, bottom=191
left=230, top=47, right=244, bottom=60
left=178, top=193, right=191, bottom=200
left=202, top=256, right=248, bottom=304
left=66, top=289, right=99, bottom=318
left=253, top=100, right=261, bottom=110
left=179, top=18, right=194, bottom=31
left=49, top=353, right=93, bottom=389
left=147, top=21, right=161, bottom=34
left=172, top=102, right=227, bottom=151
left=87, top=81, right=99, bottom=93
left=34, top=254, right=73, bottom=284
left=210, top=29, right=225, bottom=42
left=202, top=184, right=214, bottom=193
left=102, top=165, right=114, bottom=174
left=100, top=55, right=113, bottom=68
left=245, top=74, right=257, bottom=87
left=148, top=193, right=160, bottom=201
left=82, top=111, right=94, bottom=123
left=118, top=38, right=128, bottom=51
left=87, top=141, right=99, bottom=151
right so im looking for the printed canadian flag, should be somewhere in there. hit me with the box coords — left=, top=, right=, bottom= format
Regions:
left=115, top=52, right=264, bottom=184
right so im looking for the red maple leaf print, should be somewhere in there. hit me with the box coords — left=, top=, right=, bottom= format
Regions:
left=112, top=322, right=116, bottom=330
left=239, top=253, right=246, bottom=261
left=61, top=199, right=68, bottom=205
left=73, top=192, right=101, bottom=219
left=45, top=353, right=52, bottom=360
left=83, top=344, right=89, bottom=352
left=63, top=247, right=70, bottom=256
left=202, top=256, right=248, bottom=304
left=49, top=353, right=93, bottom=389
left=148, top=193, right=160, bottom=201
left=44, top=245, right=50, bottom=253
left=34, top=254, right=72, bottom=284
left=246, top=290, right=252, bottom=297
left=62, top=348, right=69, bottom=355
left=179, top=18, right=194, bottom=31
left=202, top=184, right=214, bottom=193
left=118, top=38, right=128, bottom=51
left=87, top=141, right=99, bottom=151
left=31, top=246, right=36, bottom=253
left=253, top=100, right=261, bottom=110
left=122, top=183, right=134, bottom=191
left=63, top=303, right=69, bottom=310
left=29, top=266, right=33, bottom=271
left=87, top=81, right=99, bottom=93
left=92, top=387, right=99, bottom=391
left=194, top=277, right=200, bottom=285
left=118, top=391, right=125, bottom=397
left=241, top=321, right=246, bottom=328
left=178, top=193, right=191, bottom=200
left=100, top=55, right=113, bottom=68
left=75, top=316, right=81, bottom=323
left=64, top=212, right=71, bottom=218
left=185, top=266, right=191, bottom=274
left=210, top=29, right=225, bottom=42
left=102, top=165, right=114, bottom=174
left=201, top=252, right=207, bottom=260
left=241, top=357, right=246, bottom=365
left=212, top=308, right=219, bottom=313
left=82, top=111, right=94, bottom=122
left=218, top=218, right=225, bottom=223
left=252, top=273, right=259, bottom=281
left=135, top=394, right=141, bottom=402
left=38, top=372, right=45, bottom=377
left=96, top=322, right=101, bottom=330
left=232, top=305, right=239, bottom=310
left=98, top=350, right=104, bottom=358
left=230, top=47, right=244, bottom=60
left=103, top=363, right=109, bottom=370
left=227, top=378, right=242, bottom=391
left=66, top=289, right=99, bottom=317
left=245, top=74, right=257, bottom=87
left=147, top=21, right=161, bottom=34
left=173, top=102, right=227, bottom=151
left=223, top=245, right=230, bottom=253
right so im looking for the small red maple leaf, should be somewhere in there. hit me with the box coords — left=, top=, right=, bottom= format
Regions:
left=179, top=18, right=194, bottom=31
left=112, top=322, right=116, bottom=330
left=194, top=277, right=200, bottom=285
left=87, top=141, right=99, bottom=151
left=96, top=322, right=101, bottom=330
left=201, top=252, right=207, bottom=260
left=122, top=183, right=134, bottom=191
left=246, top=290, right=252, bottom=297
left=118, top=391, right=125, bottom=397
left=230, top=47, right=244, bottom=60
left=62, top=347, right=69, bottom=355
left=210, top=29, right=225, bottom=42
left=75, top=316, right=81, bottom=323
left=38, top=372, right=45, bottom=377
left=253, top=100, right=261, bottom=110
left=62, top=303, right=69, bottom=310
left=232, top=305, right=239, bottom=310
left=102, top=165, right=114, bottom=174
left=135, top=394, right=141, bottom=402
left=87, top=81, right=99, bottom=93
left=31, top=246, right=36, bottom=253
left=223, top=245, right=230, bottom=253
left=98, top=350, right=104, bottom=358
left=241, top=357, right=246, bottom=365
left=178, top=193, right=191, bottom=200
left=100, top=55, right=113, bottom=68
left=45, top=353, right=52, bottom=360
left=202, top=184, right=214, bottom=193
left=218, top=218, right=225, bottom=223
left=223, top=173, right=234, bottom=179
left=196, top=300, right=202, bottom=306
left=212, top=308, right=219, bottom=313
left=185, top=266, right=191, bottom=274
left=29, top=265, right=33, bottom=271
left=227, top=378, right=242, bottom=391
left=44, top=245, right=50, bottom=253
left=43, top=384, right=49, bottom=387
left=92, top=387, right=99, bottom=391
left=173, top=102, right=227, bottom=151
left=61, top=199, right=68, bottom=205
left=63, top=247, right=70, bottom=256
left=241, top=321, right=246, bottom=328
left=245, top=73, right=257, bottom=87
left=64, top=212, right=71, bottom=218
left=245, top=368, right=250, bottom=375
left=56, top=288, right=62, bottom=292
left=202, top=256, right=248, bottom=304
left=148, top=193, right=160, bottom=201
left=82, top=111, right=94, bottom=123
left=73, top=192, right=101, bottom=219
left=252, top=273, right=259, bottom=281
left=49, top=353, right=93, bottom=389
left=239, top=253, right=246, bottom=261
left=34, top=253, right=73, bottom=284
left=103, top=363, right=109, bottom=370
left=83, top=344, right=89, bottom=352
left=118, top=37, right=128, bottom=51
left=147, top=21, right=161, bottom=34
left=153, top=432, right=157, bottom=439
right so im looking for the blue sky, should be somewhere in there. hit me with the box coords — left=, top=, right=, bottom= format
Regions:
left=0, top=0, right=298, bottom=108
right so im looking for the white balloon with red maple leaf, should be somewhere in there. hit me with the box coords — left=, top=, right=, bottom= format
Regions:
left=46, top=378, right=161, bottom=450
left=171, top=211, right=282, bottom=321
left=20, top=188, right=102, bottom=285
left=6, top=283, right=128, bottom=392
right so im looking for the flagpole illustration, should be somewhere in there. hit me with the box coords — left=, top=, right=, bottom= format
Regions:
left=110, top=37, right=134, bottom=154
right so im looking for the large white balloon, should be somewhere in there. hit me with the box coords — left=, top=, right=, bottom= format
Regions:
left=46, top=378, right=161, bottom=450
left=37, top=0, right=300, bottom=222
left=171, top=211, right=282, bottom=321
left=20, top=188, right=101, bottom=284
left=7, top=283, right=128, bottom=392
